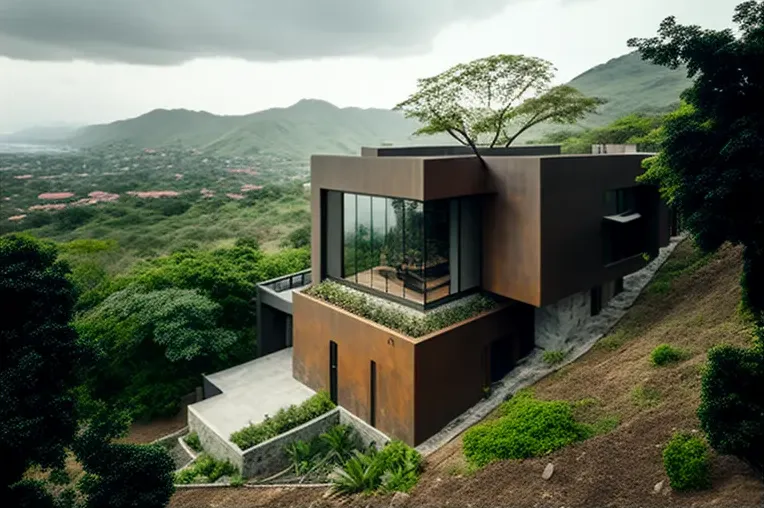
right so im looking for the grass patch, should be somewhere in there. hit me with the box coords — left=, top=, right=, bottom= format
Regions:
left=571, top=398, right=620, bottom=437
left=175, top=454, right=238, bottom=484
left=597, top=329, right=630, bottom=351
left=646, top=241, right=712, bottom=295
left=183, top=432, right=203, bottom=453
left=305, top=281, right=498, bottom=338
left=650, top=344, right=688, bottom=366
left=230, top=391, right=335, bottom=450
left=463, top=391, right=591, bottom=467
left=631, top=385, right=662, bottom=408
left=542, top=350, right=565, bottom=365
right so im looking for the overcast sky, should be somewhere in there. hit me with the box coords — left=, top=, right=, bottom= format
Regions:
left=0, top=0, right=739, bottom=133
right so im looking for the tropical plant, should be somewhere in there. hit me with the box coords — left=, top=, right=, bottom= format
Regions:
left=329, top=450, right=386, bottom=495
left=174, top=454, right=238, bottom=485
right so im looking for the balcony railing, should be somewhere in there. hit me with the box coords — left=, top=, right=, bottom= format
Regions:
left=259, top=269, right=312, bottom=294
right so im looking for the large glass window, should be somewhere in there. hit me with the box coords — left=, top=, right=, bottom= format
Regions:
left=339, top=192, right=478, bottom=308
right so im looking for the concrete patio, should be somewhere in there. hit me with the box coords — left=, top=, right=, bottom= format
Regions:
left=190, top=348, right=314, bottom=438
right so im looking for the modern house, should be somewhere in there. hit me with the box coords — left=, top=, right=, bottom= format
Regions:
left=253, top=144, right=670, bottom=447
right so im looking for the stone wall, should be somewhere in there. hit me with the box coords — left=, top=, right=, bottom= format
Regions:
left=338, top=408, right=390, bottom=450
left=534, top=290, right=590, bottom=350
left=187, top=407, right=243, bottom=471
left=241, top=409, right=340, bottom=478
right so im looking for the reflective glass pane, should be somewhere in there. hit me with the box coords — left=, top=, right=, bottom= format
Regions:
left=370, top=197, right=387, bottom=290
left=424, top=200, right=451, bottom=304
left=343, top=193, right=357, bottom=281
left=355, top=195, right=373, bottom=288
left=402, top=201, right=425, bottom=304
left=383, top=198, right=405, bottom=299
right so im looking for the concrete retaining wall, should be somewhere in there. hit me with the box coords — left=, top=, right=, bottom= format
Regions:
left=188, top=407, right=243, bottom=471
left=189, top=405, right=389, bottom=479
left=242, top=409, right=340, bottom=478
left=534, top=289, right=590, bottom=350
left=339, top=408, right=390, bottom=450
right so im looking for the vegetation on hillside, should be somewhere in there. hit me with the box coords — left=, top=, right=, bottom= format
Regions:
left=566, top=51, right=690, bottom=128
left=1, top=235, right=175, bottom=507
left=632, top=0, right=764, bottom=479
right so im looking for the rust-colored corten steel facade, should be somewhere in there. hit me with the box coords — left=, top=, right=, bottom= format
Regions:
left=295, top=147, right=670, bottom=446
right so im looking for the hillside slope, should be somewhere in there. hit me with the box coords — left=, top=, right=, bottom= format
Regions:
left=169, top=241, right=763, bottom=508
left=570, top=51, right=690, bottom=127
left=70, top=99, right=453, bottom=160
left=40, top=52, right=691, bottom=158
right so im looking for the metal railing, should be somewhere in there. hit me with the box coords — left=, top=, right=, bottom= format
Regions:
left=259, top=269, right=312, bottom=293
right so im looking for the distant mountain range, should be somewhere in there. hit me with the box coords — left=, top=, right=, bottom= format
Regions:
left=3, top=52, right=691, bottom=160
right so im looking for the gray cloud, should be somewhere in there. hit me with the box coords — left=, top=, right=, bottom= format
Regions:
left=0, top=0, right=518, bottom=65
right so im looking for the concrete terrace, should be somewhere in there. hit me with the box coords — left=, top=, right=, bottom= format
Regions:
left=190, top=348, right=315, bottom=439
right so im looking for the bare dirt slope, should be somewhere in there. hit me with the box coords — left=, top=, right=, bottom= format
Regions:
left=170, top=241, right=764, bottom=508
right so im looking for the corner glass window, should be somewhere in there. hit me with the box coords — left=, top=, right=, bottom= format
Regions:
left=338, top=192, right=479, bottom=308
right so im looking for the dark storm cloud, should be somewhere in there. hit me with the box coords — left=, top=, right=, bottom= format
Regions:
left=0, top=0, right=517, bottom=64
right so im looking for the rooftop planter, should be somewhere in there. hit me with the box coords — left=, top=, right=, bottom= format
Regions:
left=303, top=281, right=499, bottom=338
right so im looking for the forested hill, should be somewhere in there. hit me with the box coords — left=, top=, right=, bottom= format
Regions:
left=17, top=52, right=691, bottom=159
left=568, top=51, right=691, bottom=126
left=68, top=99, right=451, bottom=160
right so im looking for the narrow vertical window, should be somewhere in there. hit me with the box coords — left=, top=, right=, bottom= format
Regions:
left=369, top=360, right=377, bottom=427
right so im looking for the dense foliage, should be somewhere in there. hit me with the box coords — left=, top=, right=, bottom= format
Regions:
left=395, top=54, right=602, bottom=156
left=285, top=425, right=362, bottom=478
left=230, top=392, right=336, bottom=450
left=1, top=236, right=175, bottom=507
left=0, top=147, right=311, bottom=273
left=463, top=391, right=590, bottom=466
left=650, top=344, right=687, bottom=366
left=698, top=342, right=764, bottom=477
left=629, top=0, right=764, bottom=323
left=305, top=281, right=498, bottom=338
left=175, top=454, right=238, bottom=485
left=0, top=235, right=87, bottom=500
left=329, top=440, right=423, bottom=495
left=74, top=243, right=309, bottom=420
left=662, top=432, right=712, bottom=491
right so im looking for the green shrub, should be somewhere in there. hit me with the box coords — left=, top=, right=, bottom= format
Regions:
left=183, top=432, right=202, bottom=453
left=698, top=343, right=764, bottom=475
left=174, top=454, right=238, bottom=484
left=542, top=350, right=565, bottom=365
left=651, top=344, right=687, bottom=366
left=662, top=432, right=711, bottom=491
left=328, top=440, right=422, bottom=495
left=463, top=391, right=589, bottom=466
left=230, top=392, right=335, bottom=450
left=229, top=474, right=245, bottom=487
left=305, top=281, right=498, bottom=338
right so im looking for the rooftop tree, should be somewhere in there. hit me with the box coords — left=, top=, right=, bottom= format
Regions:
left=394, top=54, right=604, bottom=162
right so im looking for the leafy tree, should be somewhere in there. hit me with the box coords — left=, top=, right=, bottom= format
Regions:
left=698, top=341, right=764, bottom=477
left=0, top=235, right=87, bottom=501
left=73, top=402, right=175, bottom=508
left=281, top=224, right=311, bottom=249
left=628, top=0, right=764, bottom=322
left=76, top=287, right=237, bottom=418
left=394, top=54, right=604, bottom=159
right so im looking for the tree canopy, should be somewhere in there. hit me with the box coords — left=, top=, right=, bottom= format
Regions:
left=0, top=235, right=87, bottom=498
left=394, top=54, right=604, bottom=156
left=628, top=0, right=764, bottom=321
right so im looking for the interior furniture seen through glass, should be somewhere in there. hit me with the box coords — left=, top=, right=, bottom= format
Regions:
left=338, top=192, right=479, bottom=307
